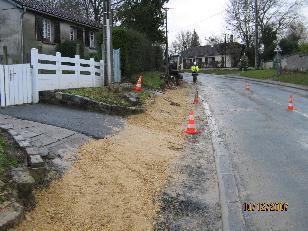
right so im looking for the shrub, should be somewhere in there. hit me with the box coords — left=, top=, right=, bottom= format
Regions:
left=56, top=40, right=85, bottom=58
left=96, top=27, right=163, bottom=77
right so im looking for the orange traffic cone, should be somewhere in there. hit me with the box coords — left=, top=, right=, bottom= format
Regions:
left=193, top=90, right=200, bottom=104
left=245, top=83, right=251, bottom=91
left=185, top=111, right=198, bottom=135
left=288, top=95, right=294, bottom=111
left=133, top=76, right=143, bottom=92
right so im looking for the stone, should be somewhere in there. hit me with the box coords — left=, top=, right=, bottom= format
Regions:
left=28, top=155, right=45, bottom=168
left=11, top=168, right=35, bottom=200
left=0, top=124, right=13, bottom=130
left=18, top=141, right=31, bottom=148
left=0, top=180, right=5, bottom=190
left=55, top=91, right=63, bottom=100
left=7, top=129, right=18, bottom=137
left=29, top=167, right=47, bottom=184
left=0, top=202, right=24, bottom=231
left=121, top=92, right=140, bottom=106
left=51, top=158, right=72, bottom=172
left=26, top=147, right=49, bottom=158
left=13, top=135, right=25, bottom=142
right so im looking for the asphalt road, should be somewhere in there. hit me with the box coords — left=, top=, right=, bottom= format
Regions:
left=191, top=74, right=308, bottom=231
left=0, top=104, right=123, bottom=138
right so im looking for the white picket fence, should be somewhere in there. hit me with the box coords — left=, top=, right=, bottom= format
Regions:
left=0, top=64, right=32, bottom=106
left=31, top=48, right=104, bottom=103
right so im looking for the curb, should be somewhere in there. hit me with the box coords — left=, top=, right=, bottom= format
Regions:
left=207, top=74, right=308, bottom=91
left=200, top=94, right=245, bottom=231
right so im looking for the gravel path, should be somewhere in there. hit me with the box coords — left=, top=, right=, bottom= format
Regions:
left=11, top=85, right=194, bottom=231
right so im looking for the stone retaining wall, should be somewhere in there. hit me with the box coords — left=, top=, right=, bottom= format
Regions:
left=39, top=91, right=145, bottom=116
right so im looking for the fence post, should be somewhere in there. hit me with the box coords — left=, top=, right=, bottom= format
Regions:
left=3, top=46, right=8, bottom=65
left=75, top=55, right=80, bottom=88
left=56, top=52, right=61, bottom=89
left=90, top=58, right=95, bottom=87
left=31, top=48, right=39, bottom=103
left=100, top=59, right=104, bottom=86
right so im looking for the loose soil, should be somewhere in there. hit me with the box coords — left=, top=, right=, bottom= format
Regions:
left=11, top=84, right=192, bottom=231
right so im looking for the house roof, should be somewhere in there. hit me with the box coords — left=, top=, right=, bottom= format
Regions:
left=11, top=0, right=101, bottom=29
left=181, top=45, right=220, bottom=58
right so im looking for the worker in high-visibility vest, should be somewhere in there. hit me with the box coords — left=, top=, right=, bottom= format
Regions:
left=191, top=62, right=199, bottom=83
left=191, top=62, right=199, bottom=73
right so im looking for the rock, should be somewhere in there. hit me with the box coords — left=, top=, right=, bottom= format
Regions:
left=26, top=147, right=49, bottom=158
left=11, top=168, right=35, bottom=203
left=0, top=180, right=5, bottom=190
left=0, top=202, right=24, bottom=231
left=7, top=130, right=18, bottom=137
left=13, top=135, right=25, bottom=142
left=29, top=167, right=46, bottom=185
left=51, top=158, right=72, bottom=172
left=18, top=141, right=31, bottom=148
left=28, top=155, right=45, bottom=168
left=55, top=92, right=63, bottom=100
left=121, top=92, right=140, bottom=106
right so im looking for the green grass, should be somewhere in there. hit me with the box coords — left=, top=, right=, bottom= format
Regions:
left=196, top=68, right=308, bottom=86
left=0, top=136, right=17, bottom=179
left=276, top=72, right=308, bottom=86
left=131, top=71, right=162, bottom=89
left=240, top=69, right=276, bottom=79
left=62, top=87, right=152, bottom=107
left=63, top=87, right=133, bottom=106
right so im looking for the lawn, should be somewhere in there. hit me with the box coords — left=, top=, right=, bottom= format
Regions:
left=0, top=134, right=17, bottom=180
left=131, top=71, right=162, bottom=89
left=198, top=68, right=308, bottom=86
left=62, top=86, right=151, bottom=107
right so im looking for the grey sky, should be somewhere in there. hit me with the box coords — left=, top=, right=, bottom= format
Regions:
left=166, top=0, right=308, bottom=45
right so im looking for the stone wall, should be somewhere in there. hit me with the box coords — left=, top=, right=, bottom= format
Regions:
left=39, top=91, right=145, bottom=116
left=281, top=54, right=308, bottom=71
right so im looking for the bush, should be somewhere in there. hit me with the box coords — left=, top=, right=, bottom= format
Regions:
left=96, top=27, right=163, bottom=77
left=56, top=40, right=85, bottom=58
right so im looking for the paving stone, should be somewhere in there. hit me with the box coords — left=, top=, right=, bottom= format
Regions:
left=7, top=129, right=18, bottom=136
left=18, top=130, right=40, bottom=139
left=28, top=155, right=45, bottom=168
left=13, top=135, right=25, bottom=142
left=18, top=141, right=31, bottom=148
left=51, top=158, right=72, bottom=172
left=0, top=124, right=13, bottom=129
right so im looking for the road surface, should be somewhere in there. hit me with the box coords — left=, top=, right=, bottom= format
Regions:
left=190, top=73, right=308, bottom=231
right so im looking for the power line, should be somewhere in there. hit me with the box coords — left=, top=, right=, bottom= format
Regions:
left=168, top=10, right=225, bottom=33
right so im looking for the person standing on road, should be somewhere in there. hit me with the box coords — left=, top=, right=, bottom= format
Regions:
left=191, top=62, right=199, bottom=83
left=191, top=62, right=199, bottom=73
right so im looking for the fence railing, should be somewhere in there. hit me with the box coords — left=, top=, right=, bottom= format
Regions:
left=31, top=48, right=104, bottom=103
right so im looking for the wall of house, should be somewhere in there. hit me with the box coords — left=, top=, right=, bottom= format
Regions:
left=23, top=13, right=97, bottom=61
left=0, top=0, right=23, bottom=64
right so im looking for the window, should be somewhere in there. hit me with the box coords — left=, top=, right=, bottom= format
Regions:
left=42, top=19, right=52, bottom=41
left=70, top=26, right=76, bottom=41
left=89, top=32, right=95, bottom=48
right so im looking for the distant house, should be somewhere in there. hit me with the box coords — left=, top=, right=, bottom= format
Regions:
left=0, top=0, right=101, bottom=64
left=179, top=43, right=244, bottom=69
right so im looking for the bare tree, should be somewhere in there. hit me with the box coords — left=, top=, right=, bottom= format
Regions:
left=171, top=30, right=194, bottom=54
left=226, top=0, right=303, bottom=47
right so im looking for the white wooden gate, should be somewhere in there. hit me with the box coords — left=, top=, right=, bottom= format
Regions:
left=0, top=64, right=32, bottom=107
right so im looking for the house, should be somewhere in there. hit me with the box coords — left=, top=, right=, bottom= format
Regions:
left=0, top=0, right=101, bottom=64
left=179, top=43, right=244, bottom=69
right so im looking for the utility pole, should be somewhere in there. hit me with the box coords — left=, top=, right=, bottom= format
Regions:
left=103, top=0, right=113, bottom=85
left=254, top=0, right=259, bottom=69
left=163, top=8, right=171, bottom=76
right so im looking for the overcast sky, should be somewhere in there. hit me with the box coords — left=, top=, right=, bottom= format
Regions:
left=165, top=0, right=308, bottom=45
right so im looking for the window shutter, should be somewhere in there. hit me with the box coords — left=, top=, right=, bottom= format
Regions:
left=54, top=21, right=61, bottom=44
left=77, top=28, right=84, bottom=43
left=35, top=16, right=43, bottom=41
left=85, top=30, right=90, bottom=47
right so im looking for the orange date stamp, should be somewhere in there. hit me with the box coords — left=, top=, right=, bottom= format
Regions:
left=243, top=202, right=288, bottom=212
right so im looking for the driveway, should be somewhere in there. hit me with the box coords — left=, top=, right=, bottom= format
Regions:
left=0, top=104, right=124, bottom=138
left=192, top=73, right=308, bottom=231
